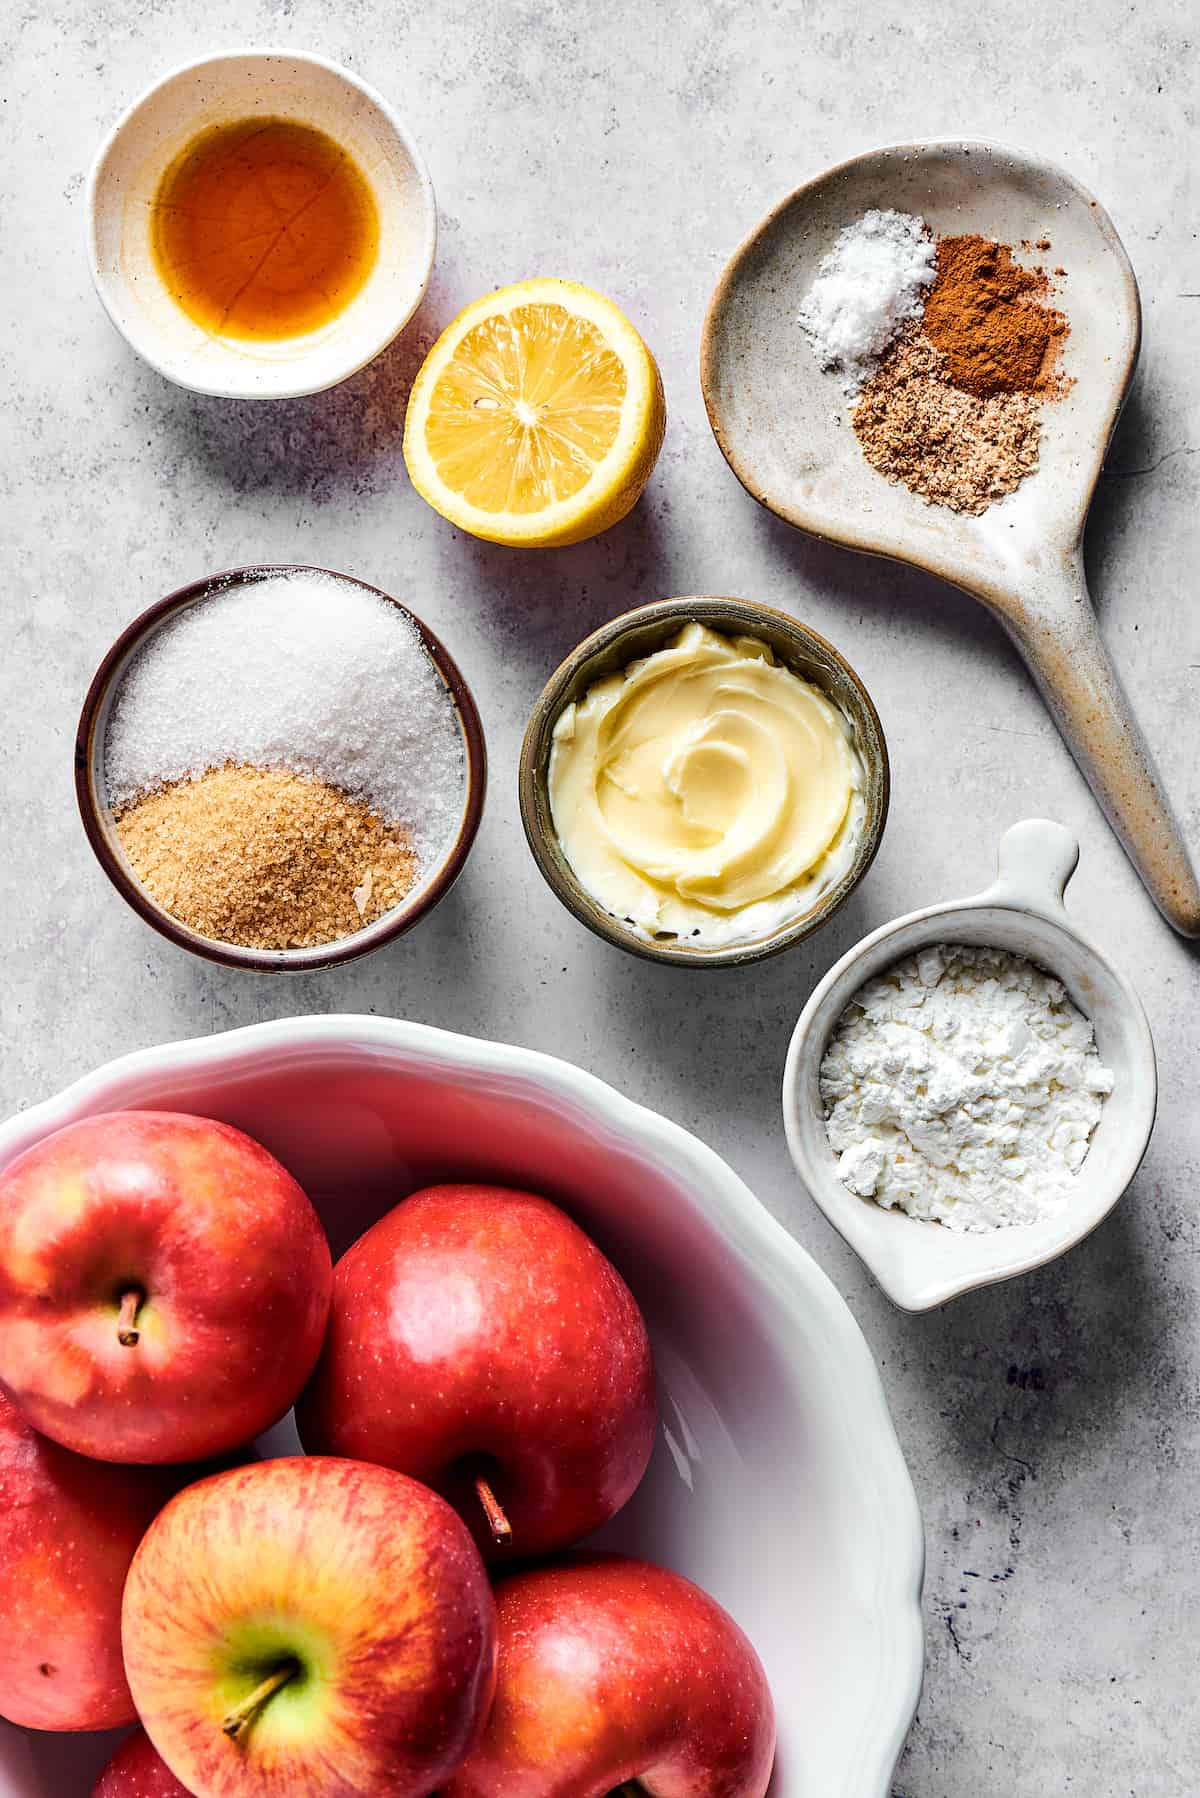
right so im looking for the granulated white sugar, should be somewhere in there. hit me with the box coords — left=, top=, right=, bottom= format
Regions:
left=104, top=571, right=467, bottom=866
left=798, top=209, right=936, bottom=393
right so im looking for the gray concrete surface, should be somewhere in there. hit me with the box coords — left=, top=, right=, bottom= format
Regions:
left=2, top=2, right=1198, bottom=1791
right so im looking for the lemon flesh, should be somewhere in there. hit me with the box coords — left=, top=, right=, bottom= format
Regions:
left=404, top=280, right=665, bottom=547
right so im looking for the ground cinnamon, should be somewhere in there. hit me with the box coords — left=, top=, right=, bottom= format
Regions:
left=922, top=235, right=1068, bottom=398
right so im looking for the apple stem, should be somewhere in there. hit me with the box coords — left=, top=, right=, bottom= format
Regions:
left=610, top=1785, right=645, bottom=1796
left=221, top=1663, right=298, bottom=1742
left=474, top=1473, right=512, bottom=1546
left=116, top=1289, right=143, bottom=1347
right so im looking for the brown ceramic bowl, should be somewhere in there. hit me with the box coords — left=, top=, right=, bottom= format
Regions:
left=76, top=565, right=487, bottom=972
left=519, top=596, right=889, bottom=967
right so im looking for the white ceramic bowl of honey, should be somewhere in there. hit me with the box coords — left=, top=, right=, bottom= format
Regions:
left=87, top=49, right=437, bottom=399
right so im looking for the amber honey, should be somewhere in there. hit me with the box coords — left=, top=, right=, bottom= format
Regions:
left=151, top=118, right=380, bottom=341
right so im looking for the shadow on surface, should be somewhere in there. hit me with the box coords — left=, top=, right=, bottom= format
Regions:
left=454, top=495, right=684, bottom=676
left=578, top=867, right=886, bottom=1169
left=899, top=1192, right=1172, bottom=1491
left=146, top=283, right=456, bottom=504
left=1084, top=378, right=1159, bottom=619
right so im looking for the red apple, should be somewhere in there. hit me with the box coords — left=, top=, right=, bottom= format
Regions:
left=295, top=1184, right=657, bottom=1559
left=446, top=1555, right=776, bottom=1797
left=93, top=1728, right=193, bottom=1796
left=0, top=1388, right=179, bottom=1730
left=122, top=1455, right=497, bottom=1798
left=0, top=1110, right=332, bottom=1462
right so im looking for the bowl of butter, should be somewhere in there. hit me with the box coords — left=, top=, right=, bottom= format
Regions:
left=519, top=596, right=889, bottom=965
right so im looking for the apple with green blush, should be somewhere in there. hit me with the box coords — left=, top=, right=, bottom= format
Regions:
left=122, top=1455, right=497, bottom=1798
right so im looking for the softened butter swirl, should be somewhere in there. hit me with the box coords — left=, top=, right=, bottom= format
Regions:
left=549, top=623, right=865, bottom=945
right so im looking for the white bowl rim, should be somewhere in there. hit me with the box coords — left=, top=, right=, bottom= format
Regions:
left=0, top=1011, right=925, bottom=1797
left=85, top=46, right=438, bottom=400
left=781, top=820, right=1158, bottom=1311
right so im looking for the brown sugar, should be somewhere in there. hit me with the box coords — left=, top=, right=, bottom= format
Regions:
left=922, top=234, right=1069, bottom=398
left=115, top=764, right=417, bottom=949
left=852, top=327, right=1041, bottom=515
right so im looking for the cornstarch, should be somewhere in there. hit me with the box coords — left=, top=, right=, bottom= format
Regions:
left=819, top=944, right=1114, bottom=1231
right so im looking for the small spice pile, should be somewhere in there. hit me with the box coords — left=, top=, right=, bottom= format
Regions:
left=852, top=327, right=1041, bottom=513
left=105, top=571, right=466, bottom=950
left=797, top=209, right=936, bottom=392
left=922, top=235, right=1067, bottom=398
left=799, top=215, right=1069, bottom=513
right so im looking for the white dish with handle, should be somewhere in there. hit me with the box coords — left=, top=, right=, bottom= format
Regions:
left=0, top=1015, right=923, bottom=1798
left=782, top=819, right=1157, bottom=1312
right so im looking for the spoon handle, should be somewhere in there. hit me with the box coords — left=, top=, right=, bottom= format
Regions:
left=1000, top=552, right=1200, bottom=937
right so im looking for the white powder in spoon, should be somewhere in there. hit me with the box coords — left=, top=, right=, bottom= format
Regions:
left=104, top=570, right=467, bottom=866
left=798, top=208, right=936, bottom=393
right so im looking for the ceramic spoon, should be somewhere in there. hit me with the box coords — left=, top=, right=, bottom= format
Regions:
left=701, top=139, right=1200, bottom=937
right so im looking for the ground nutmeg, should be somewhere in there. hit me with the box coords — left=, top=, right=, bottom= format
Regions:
left=853, top=327, right=1040, bottom=515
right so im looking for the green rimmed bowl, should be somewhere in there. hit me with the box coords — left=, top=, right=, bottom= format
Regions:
left=518, top=596, right=889, bottom=967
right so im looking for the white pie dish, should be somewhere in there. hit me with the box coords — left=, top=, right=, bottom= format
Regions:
left=0, top=1015, right=922, bottom=1798
left=782, top=820, right=1157, bottom=1312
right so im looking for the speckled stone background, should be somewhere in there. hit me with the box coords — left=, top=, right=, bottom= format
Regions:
left=3, top=1, right=1198, bottom=1791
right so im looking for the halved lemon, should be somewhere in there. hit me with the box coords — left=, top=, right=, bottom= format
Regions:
left=403, top=279, right=666, bottom=547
